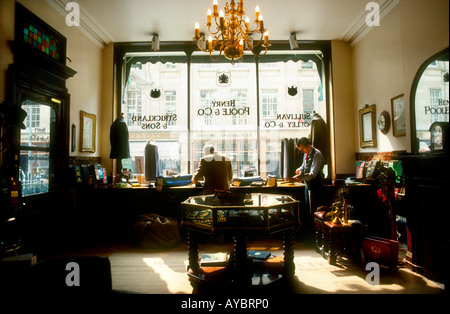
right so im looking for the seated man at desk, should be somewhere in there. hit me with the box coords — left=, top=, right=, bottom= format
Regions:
left=191, top=145, right=233, bottom=195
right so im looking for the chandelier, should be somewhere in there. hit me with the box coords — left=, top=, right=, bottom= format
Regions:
left=194, top=0, right=270, bottom=62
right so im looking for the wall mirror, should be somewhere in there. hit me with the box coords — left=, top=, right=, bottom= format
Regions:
left=411, top=48, right=449, bottom=154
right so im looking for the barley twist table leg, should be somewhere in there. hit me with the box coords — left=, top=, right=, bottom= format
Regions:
left=283, top=228, right=295, bottom=278
left=187, top=231, right=199, bottom=274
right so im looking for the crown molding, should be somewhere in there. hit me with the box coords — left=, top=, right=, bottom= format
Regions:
left=46, top=0, right=113, bottom=47
left=342, top=0, right=399, bottom=46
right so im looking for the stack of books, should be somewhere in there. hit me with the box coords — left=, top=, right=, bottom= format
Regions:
left=198, top=252, right=231, bottom=281
left=248, top=250, right=285, bottom=275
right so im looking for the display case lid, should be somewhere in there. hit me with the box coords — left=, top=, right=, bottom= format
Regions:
left=182, top=193, right=298, bottom=208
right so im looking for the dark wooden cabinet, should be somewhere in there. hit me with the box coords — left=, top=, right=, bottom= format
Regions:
left=398, top=153, right=449, bottom=284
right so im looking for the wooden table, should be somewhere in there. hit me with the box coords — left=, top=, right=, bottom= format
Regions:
left=314, top=211, right=362, bottom=265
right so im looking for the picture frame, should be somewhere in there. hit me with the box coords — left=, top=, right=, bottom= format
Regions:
left=80, top=111, right=96, bottom=153
left=391, top=94, right=406, bottom=137
left=359, top=104, right=377, bottom=148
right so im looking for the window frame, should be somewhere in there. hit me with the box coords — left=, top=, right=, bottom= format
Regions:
left=114, top=41, right=332, bottom=179
left=12, top=80, right=70, bottom=199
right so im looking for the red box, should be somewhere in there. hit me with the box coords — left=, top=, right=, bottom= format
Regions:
left=362, top=236, right=398, bottom=269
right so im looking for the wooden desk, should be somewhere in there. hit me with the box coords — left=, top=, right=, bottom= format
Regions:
left=69, top=182, right=372, bottom=247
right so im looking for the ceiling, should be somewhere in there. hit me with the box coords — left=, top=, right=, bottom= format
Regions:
left=46, top=0, right=399, bottom=47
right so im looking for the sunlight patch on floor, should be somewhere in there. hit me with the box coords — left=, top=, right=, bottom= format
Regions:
left=142, top=257, right=191, bottom=294
left=293, top=254, right=406, bottom=293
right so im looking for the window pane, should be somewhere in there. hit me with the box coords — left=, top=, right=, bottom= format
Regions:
left=20, top=100, right=55, bottom=148
left=122, top=54, right=188, bottom=175
left=190, top=58, right=258, bottom=177
left=19, top=100, right=56, bottom=197
left=120, top=51, right=328, bottom=180
left=259, top=55, right=326, bottom=178
left=429, top=89, right=442, bottom=124
left=19, top=150, right=51, bottom=196
left=414, top=59, right=449, bottom=151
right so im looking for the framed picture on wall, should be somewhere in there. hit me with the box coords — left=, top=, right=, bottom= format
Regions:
left=359, top=104, right=377, bottom=148
left=80, top=111, right=96, bottom=153
left=391, top=94, right=406, bottom=137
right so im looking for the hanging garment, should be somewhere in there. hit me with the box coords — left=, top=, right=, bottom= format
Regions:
left=145, top=141, right=160, bottom=181
left=109, top=116, right=130, bottom=159
left=280, top=138, right=303, bottom=178
left=310, top=113, right=330, bottom=165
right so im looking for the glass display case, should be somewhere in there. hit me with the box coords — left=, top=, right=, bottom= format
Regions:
left=181, top=193, right=300, bottom=234
left=180, top=193, right=300, bottom=290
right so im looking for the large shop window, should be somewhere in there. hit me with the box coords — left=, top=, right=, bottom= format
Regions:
left=122, top=52, right=189, bottom=175
left=121, top=50, right=327, bottom=179
left=190, top=53, right=258, bottom=177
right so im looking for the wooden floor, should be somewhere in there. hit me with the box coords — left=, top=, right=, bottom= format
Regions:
left=48, top=235, right=445, bottom=295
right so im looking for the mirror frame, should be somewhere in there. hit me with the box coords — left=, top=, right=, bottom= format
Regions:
left=410, top=47, right=449, bottom=154
left=79, top=111, right=96, bottom=153
left=359, top=104, right=377, bottom=148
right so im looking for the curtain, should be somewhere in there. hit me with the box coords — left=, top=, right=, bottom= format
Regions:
left=280, top=138, right=303, bottom=178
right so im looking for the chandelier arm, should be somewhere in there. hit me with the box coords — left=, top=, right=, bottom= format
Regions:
left=252, top=30, right=265, bottom=46
left=256, top=46, right=269, bottom=57
left=236, top=19, right=247, bottom=39
left=195, top=39, right=210, bottom=53
left=208, top=23, right=222, bottom=36
left=248, top=20, right=261, bottom=34
left=212, top=14, right=225, bottom=33
left=209, top=48, right=223, bottom=61
left=245, top=37, right=254, bottom=50
left=211, top=35, right=223, bottom=52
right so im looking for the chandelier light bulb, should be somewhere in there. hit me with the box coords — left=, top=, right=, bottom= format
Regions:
left=213, top=0, right=218, bottom=15
left=195, top=23, right=200, bottom=38
left=264, top=31, right=269, bottom=45
left=219, top=10, right=224, bottom=28
left=207, top=9, right=212, bottom=24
